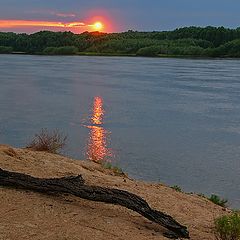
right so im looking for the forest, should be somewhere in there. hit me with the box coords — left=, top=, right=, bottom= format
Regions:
left=0, top=26, right=240, bottom=57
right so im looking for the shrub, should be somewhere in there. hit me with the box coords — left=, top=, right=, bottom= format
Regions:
left=171, top=185, right=182, bottom=192
left=54, top=46, right=78, bottom=55
left=208, top=194, right=228, bottom=207
left=136, top=45, right=161, bottom=57
left=0, top=46, right=13, bottom=53
left=43, top=46, right=78, bottom=55
left=219, top=39, right=240, bottom=57
left=102, top=162, right=124, bottom=175
left=43, top=47, right=57, bottom=55
left=27, top=128, right=67, bottom=154
left=197, top=193, right=206, bottom=198
left=182, top=46, right=204, bottom=55
left=214, top=212, right=240, bottom=240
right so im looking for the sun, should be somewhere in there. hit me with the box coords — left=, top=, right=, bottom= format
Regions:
left=93, top=21, right=103, bottom=31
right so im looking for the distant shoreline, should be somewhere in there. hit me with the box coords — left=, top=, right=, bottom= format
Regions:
left=1, top=26, right=240, bottom=58
left=3, top=52, right=240, bottom=60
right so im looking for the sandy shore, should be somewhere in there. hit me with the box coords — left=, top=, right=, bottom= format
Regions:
left=0, top=145, right=230, bottom=240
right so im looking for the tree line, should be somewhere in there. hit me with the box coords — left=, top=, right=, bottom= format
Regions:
left=0, top=26, right=240, bottom=57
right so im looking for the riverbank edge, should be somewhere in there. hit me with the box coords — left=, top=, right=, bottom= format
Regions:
left=3, top=52, right=240, bottom=60
left=0, top=144, right=231, bottom=240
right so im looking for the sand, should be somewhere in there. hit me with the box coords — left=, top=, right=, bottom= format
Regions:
left=0, top=144, right=230, bottom=240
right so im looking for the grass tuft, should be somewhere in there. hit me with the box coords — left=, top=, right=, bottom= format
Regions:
left=214, top=212, right=240, bottom=240
left=171, top=185, right=182, bottom=192
left=27, top=128, right=67, bottom=154
left=102, top=162, right=124, bottom=175
left=208, top=194, right=228, bottom=207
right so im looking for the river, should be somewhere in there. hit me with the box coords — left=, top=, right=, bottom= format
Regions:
left=0, top=54, right=240, bottom=207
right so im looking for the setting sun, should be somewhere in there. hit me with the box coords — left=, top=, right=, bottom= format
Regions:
left=93, top=21, right=103, bottom=31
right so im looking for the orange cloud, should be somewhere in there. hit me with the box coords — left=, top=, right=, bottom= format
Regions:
left=0, top=20, right=87, bottom=28
left=0, top=19, right=107, bottom=33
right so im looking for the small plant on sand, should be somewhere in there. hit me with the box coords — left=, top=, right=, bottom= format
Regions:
left=27, top=128, right=67, bottom=154
left=171, top=185, right=182, bottom=192
left=214, top=212, right=240, bottom=240
left=208, top=194, right=228, bottom=207
left=102, top=162, right=124, bottom=175
left=197, top=193, right=206, bottom=198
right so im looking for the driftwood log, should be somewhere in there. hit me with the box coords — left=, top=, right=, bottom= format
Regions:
left=0, top=168, right=189, bottom=239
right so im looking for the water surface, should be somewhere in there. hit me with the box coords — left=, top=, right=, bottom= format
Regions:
left=1, top=55, right=240, bottom=207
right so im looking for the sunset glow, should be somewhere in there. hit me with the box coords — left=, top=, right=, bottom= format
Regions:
left=0, top=19, right=105, bottom=32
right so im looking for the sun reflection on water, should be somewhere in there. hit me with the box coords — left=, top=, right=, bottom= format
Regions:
left=85, top=96, right=112, bottom=162
left=91, top=96, right=104, bottom=125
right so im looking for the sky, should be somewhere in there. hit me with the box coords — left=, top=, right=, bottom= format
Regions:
left=0, top=0, right=240, bottom=33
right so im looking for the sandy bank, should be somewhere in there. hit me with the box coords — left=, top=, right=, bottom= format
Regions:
left=0, top=145, right=230, bottom=240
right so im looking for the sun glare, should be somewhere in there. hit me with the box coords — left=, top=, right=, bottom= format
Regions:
left=93, top=21, right=103, bottom=31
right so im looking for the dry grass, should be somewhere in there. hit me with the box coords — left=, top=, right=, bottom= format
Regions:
left=26, top=128, right=67, bottom=154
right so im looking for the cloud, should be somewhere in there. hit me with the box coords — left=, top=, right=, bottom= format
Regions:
left=0, top=20, right=86, bottom=28
left=0, top=19, right=105, bottom=33
left=51, top=11, right=76, bottom=18
left=27, top=10, right=76, bottom=18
